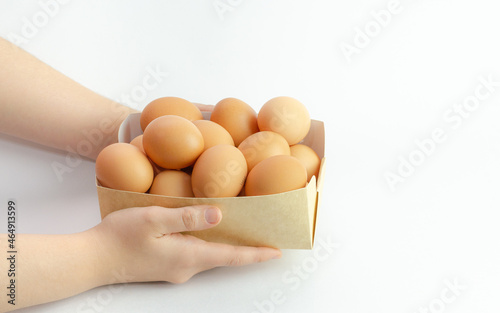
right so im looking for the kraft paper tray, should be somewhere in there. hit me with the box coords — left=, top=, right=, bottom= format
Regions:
left=97, top=113, right=325, bottom=249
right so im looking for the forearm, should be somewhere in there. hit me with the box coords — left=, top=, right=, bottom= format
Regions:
left=0, top=37, right=137, bottom=160
left=0, top=232, right=109, bottom=312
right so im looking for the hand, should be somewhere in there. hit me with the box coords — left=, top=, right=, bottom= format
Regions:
left=89, top=205, right=282, bottom=284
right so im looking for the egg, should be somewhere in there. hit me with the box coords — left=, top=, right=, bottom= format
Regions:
left=130, top=135, right=145, bottom=154
left=290, top=144, right=321, bottom=182
left=140, top=96, right=203, bottom=131
left=192, top=144, right=247, bottom=198
left=149, top=170, right=194, bottom=197
left=210, top=97, right=259, bottom=146
left=258, top=96, right=311, bottom=145
left=143, top=115, right=204, bottom=169
left=95, top=143, right=154, bottom=192
left=130, top=134, right=165, bottom=175
left=192, top=120, right=234, bottom=152
left=238, top=131, right=290, bottom=172
left=245, top=155, right=307, bottom=196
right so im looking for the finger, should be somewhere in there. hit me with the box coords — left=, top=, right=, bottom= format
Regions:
left=196, top=241, right=282, bottom=270
left=148, top=205, right=221, bottom=235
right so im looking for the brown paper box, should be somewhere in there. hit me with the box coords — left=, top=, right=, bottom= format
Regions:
left=96, top=113, right=325, bottom=249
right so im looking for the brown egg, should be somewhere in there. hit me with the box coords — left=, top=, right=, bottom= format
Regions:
left=245, top=155, right=307, bottom=196
left=130, top=134, right=164, bottom=175
left=95, top=143, right=154, bottom=192
left=210, top=97, right=259, bottom=146
left=149, top=170, right=194, bottom=197
left=143, top=115, right=204, bottom=169
left=192, top=120, right=234, bottom=152
left=140, top=96, right=203, bottom=131
left=238, top=131, right=290, bottom=172
left=130, top=135, right=145, bottom=154
left=258, top=96, right=311, bottom=145
left=290, top=144, right=321, bottom=182
left=192, top=145, right=247, bottom=198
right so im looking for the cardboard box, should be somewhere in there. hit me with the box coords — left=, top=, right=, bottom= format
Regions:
left=96, top=112, right=325, bottom=249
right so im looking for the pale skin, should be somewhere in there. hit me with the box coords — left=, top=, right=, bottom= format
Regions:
left=0, top=37, right=281, bottom=312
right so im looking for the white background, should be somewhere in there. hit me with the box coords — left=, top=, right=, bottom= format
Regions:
left=1, top=0, right=500, bottom=312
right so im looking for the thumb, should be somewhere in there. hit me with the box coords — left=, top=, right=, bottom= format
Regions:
left=161, top=205, right=221, bottom=234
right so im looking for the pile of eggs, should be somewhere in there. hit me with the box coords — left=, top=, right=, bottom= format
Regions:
left=95, top=96, right=321, bottom=197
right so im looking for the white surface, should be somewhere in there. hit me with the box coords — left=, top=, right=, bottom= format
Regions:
left=1, top=0, right=500, bottom=312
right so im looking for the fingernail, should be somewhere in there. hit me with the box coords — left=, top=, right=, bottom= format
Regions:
left=205, top=207, right=220, bottom=224
left=273, top=252, right=282, bottom=259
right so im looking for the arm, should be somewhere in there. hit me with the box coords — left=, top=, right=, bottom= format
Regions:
left=0, top=232, right=106, bottom=311
left=0, top=37, right=214, bottom=159
left=0, top=38, right=279, bottom=312
left=0, top=205, right=281, bottom=312
left=0, top=37, right=136, bottom=160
